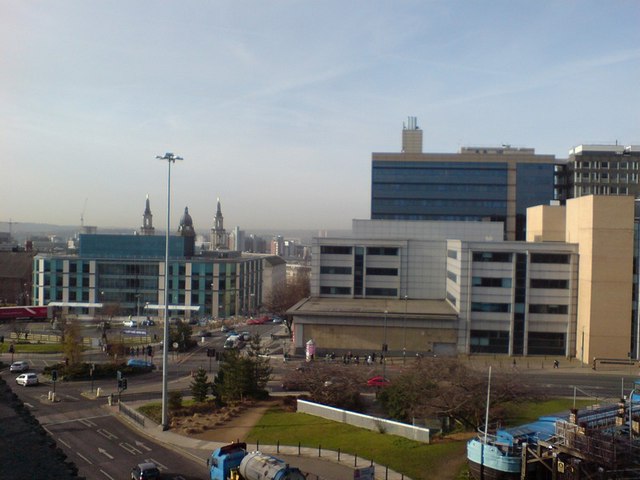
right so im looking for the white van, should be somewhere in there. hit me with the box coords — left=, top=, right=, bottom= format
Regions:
left=223, top=334, right=244, bottom=350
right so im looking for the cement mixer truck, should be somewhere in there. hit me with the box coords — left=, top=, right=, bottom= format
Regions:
left=208, top=442, right=306, bottom=480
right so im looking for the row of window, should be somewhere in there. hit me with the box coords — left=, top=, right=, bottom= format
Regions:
left=319, top=266, right=399, bottom=276
left=374, top=199, right=507, bottom=209
left=574, top=172, right=639, bottom=182
left=472, top=252, right=571, bottom=264
left=470, top=330, right=565, bottom=355
left=575, top=160, right=639, bottom=170
left=471, top=302, right=568, bottom=314
left=574, top=185, right=629, bottom=196
left=320, top=246, right=400, bottom=256
left=319, top=286, right=399, bottom=297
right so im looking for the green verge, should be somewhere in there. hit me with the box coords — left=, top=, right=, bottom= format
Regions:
left=1, top=343, right=66, bottom=354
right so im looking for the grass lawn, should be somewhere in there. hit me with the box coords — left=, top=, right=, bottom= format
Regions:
left=1, top=343, right=65, bottom=354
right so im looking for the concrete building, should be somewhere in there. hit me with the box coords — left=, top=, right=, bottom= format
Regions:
left=559, top=144, right=640, bottom=201
left=290, top=196, right=634, bottom=364
left=371, top=117, right=561, bottom=240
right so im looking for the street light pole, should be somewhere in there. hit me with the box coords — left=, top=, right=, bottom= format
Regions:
left=403, top=295, right=408, bottom=365
left=157, top=152, right=183, bottom=431
left=383, top=309, right=388, bottom=379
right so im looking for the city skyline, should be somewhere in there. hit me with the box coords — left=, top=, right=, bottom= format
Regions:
left=2, top=1, right=639, bottom=230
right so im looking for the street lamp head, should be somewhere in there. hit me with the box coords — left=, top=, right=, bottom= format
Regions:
left=156, top=153, right=184, bottom=162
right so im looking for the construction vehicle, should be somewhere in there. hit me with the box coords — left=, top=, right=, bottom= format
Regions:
left=208, top=442, right=305, bottom=480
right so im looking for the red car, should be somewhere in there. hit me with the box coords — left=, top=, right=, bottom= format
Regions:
left=248, top=315, right=270, bottom=325
left=367, top=376, right=391, bottom=387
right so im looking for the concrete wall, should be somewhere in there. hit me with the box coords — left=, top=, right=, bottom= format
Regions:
left=296, top=399, right=430, bottom=444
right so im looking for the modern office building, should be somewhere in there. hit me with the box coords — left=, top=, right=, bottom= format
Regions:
left=290, top=196, right=634, bottom=363
left=32, top=199, right=285, bottom=320
left=559, top=144, right=640, bottom=201
left=371, top=117, right=561, bottom=240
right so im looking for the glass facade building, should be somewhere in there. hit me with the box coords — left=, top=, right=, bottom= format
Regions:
left=32, top=234, right=279, bottom=319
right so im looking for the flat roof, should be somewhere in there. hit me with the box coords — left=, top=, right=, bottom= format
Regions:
left=289, top=297, right=457, bottom=319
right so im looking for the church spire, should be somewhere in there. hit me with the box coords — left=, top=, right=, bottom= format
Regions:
left=211, top=197, right=228, bottom=250
left=140, top=194, right=155, bottom=236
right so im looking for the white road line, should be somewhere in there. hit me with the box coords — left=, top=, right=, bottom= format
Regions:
left=58, top=438, right=71, bottom=449
left=97, top=428, right=118, bottom=440
left=100, top=469, right=115, bottom=479
left=79, top=418, right=97, bottom=427
left=64, top=394, right=79, bottom=400
left=135, top=440, right=152, bottom=451
left=146, top=458, right=168, bottom=470
left=98, top=448, right=114, bottom=460
left=119, top=442, right=141, bottom=455
left=77, top=452, right=93, bottom=465
left=24, top=402, right=35, bottom=408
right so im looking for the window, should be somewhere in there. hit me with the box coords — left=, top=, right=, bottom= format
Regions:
left=447, top=249, right=458, bottom=259
left=365, top=287, right=398, bottom=296
left=472, top=252, right=512, bottom=262
left=320, top=246, right=353, bottom=255
left=470, top=330, right=509, bottom=354
left=446, top=291, right=457, bottom=306
left=530, top=279, right=569, bottom=289
left=529, top=304, right=568, bottom=314
left=447, top=270, right=457, bottom=282
left=366, top=247, right=399, bottom=256
left=528, top=332, right=565, bottom=355
left=320, top=286, right=351, bottom=295
left=366, top=267, right=398, bottom=276
left=471, top=302, right=511, bottom=313
left=530, top=253, right=570, bottom=264
left=320, top=266, right=352, bottom=275
left=472, top=277, right=512, bottom=288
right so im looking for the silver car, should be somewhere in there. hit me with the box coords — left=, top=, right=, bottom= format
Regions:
left=16, top=373, right=39, bottom=386
left=10, top=361, right=29, bottom=373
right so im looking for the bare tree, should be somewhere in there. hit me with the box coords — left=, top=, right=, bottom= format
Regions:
left=62, top=319, right=83, bottom=366
left=379, top=359, right=541, bottom=429
left=263, top=269, right=310, bottom=335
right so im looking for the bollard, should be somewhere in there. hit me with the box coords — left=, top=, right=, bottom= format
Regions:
left=48, top=391, right=52, bottom=401
left=337, top=448, right=341, bottom=462
left=276, top=440, right=280, bottom=454
left=51, top=392, right=56, bottom=402
left=96, top=387, right=101, bottom=398
left=108, top=394, right=113, bottom=406
left=318, top=444, right=321, bottom=457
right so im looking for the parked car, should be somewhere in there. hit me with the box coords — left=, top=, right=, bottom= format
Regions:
left=127, top=359, right=155, bottom=370
left=197, top=330, right=212, bottom=337
left=272, top=316, right=284, bottom=324
left=10, top=361, right=29, bottom=373
left=123, top=319, right=137, bottom=328
left=141, top=319, right=155, bottom=326
left=131, top=461, right=160, bottom=480
left=220, top=324, right=230, bottom=332
left=366, top=375, right=391, bottom=387
left=240, top=331, right=251, bottom=342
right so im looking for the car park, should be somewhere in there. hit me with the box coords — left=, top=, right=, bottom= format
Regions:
left=131, top=461, right=160, bottom=480
left=16, top=373, right=39, bottom=386
left=10, top=361, right=29, bottom=372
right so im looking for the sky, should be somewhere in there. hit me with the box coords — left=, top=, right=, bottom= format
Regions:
left=2, top=1, right=639, bottom=232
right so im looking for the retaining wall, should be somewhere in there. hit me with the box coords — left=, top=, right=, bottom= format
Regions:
left=296, top=399, right=430, bottom=443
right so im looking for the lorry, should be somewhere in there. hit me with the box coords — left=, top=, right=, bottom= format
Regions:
left=208, top=442, right=305, bottom=480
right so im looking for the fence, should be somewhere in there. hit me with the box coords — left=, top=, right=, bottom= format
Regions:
left=297, top=399, right=430, bottom=443
left=118, top=401, right=146, bottom=427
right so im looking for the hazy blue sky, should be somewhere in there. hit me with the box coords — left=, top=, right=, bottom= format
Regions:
left=2, top=1, right=639, bottom=232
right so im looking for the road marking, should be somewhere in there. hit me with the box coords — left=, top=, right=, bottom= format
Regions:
left=58, top=438, right=71, bottom=449
left=98, top=448, right=114, bottom=460
left=147, top=458, right=168, bottom=470
left=79, top=418, right=97, bottom=427
left=97, top=428, right=118, bottom=440
left=100, top=469, right=115, bottom=479
left=77, top=452, right=93, bottom=465
left=24, top=402, right=35, bottom=408
left=119, top=442, right=142, bottom=455
left=64, top=394, right=79, bottom=400
left=135, top=440, right=152, bottom=451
